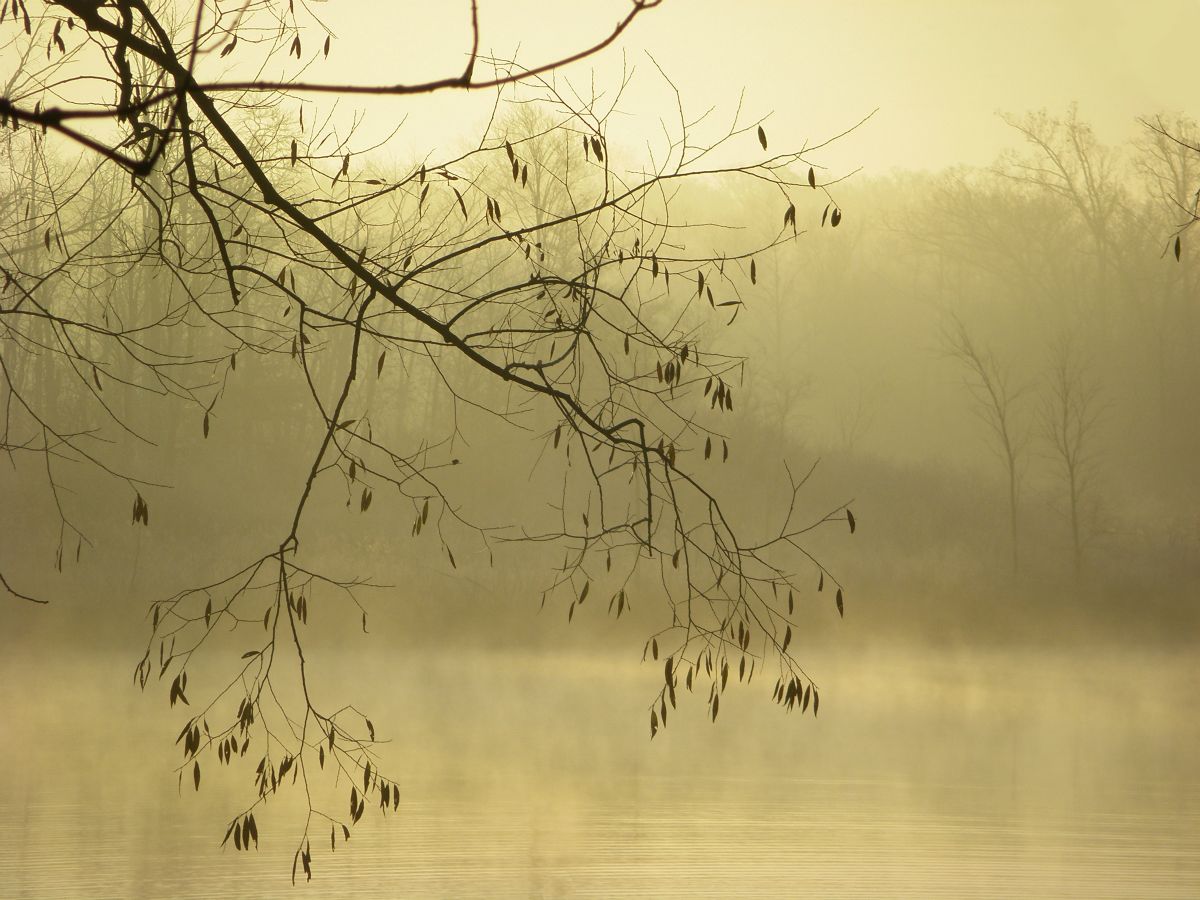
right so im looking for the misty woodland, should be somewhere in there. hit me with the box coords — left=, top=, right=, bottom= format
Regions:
left=1, top=0, right=1196, bottom=891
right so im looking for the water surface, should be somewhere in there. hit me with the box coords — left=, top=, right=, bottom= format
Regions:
left=2, top=645, right=1196, bottom=898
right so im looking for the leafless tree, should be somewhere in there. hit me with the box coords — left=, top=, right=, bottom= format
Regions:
left=1038, top=334, right=1104, bottom=579
left=835, top=382, right=876, bottom=454
left=998, top=106, right=1130, bottom=294
left=1, top=0, right=857, bottom=879
left=942, top=314, right=1030, bottom=574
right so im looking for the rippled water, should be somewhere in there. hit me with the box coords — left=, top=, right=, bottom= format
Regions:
left=2, top=645, right=1197, bottom=898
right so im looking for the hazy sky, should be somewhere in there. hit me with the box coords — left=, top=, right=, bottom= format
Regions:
left=285, top=0, right=1199, bottom=174
left=628, top=0, right=1200, bottom=171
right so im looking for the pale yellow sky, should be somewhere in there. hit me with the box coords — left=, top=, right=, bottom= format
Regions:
left=266, top=0, right=1198, bottom=174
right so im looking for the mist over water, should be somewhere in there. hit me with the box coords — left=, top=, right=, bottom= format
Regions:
left=2, top=635, right=1198, bottom=898
left=3, top=1, right=1199, bottom=897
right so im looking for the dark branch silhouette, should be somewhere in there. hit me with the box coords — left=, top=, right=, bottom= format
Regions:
left=1, top=0, right=857, bottom=880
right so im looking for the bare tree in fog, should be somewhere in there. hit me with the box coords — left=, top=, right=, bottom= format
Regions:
left=1038, top=335, right=1104, bottom=579
left=835, top=383, right=875, bottom=454
left=0, top=0, right=857, bottom=878
left=999, top=106, right=1130, bottom=298
left=942, top=315, right=1030, bottom=574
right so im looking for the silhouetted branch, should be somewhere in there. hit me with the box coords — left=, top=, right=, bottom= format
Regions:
left=2, top=0, right=858, bottom=878
left=0, top=567, right=47, bottom=603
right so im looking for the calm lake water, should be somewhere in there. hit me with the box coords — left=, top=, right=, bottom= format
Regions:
left=2, top=644, right=1197, bottom=898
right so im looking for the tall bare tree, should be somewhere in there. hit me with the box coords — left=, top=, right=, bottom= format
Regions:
left=1039, top=335, right=1104, bottom=579
left=943, top=314, right=1030, bottom=574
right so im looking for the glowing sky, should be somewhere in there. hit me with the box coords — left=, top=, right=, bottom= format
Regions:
left=285, top=0, right=1199, bottom=173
